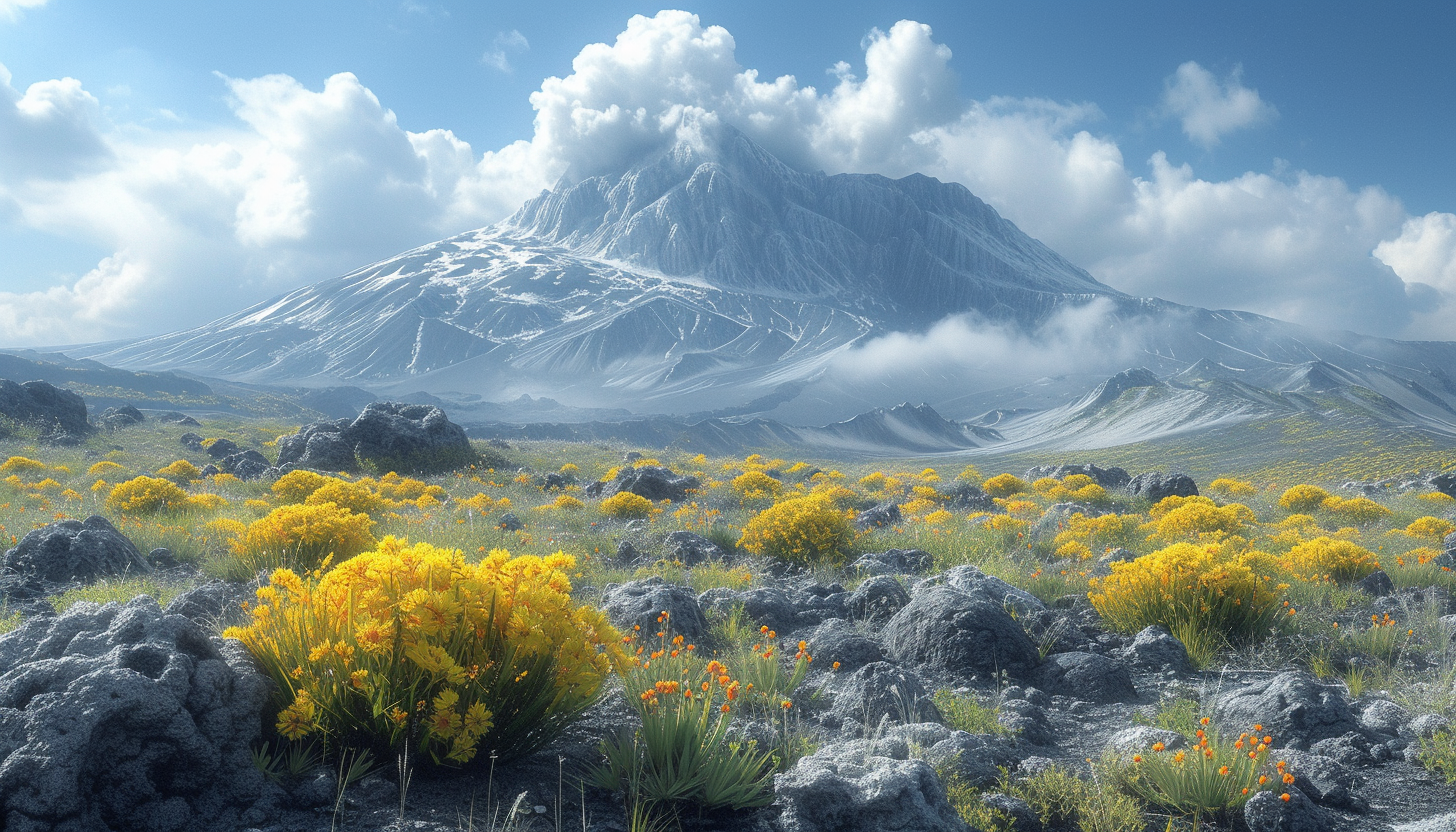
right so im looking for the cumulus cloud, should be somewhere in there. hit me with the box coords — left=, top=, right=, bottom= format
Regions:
left=0, top=0, right=47, bottom=22
left=1162, top=61, right=1277, bottom=148
left=483, top=30, right=529, bottom=73
left=2, top=10, right=1454, bottom=349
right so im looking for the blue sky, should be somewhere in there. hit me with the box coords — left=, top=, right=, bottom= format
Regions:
left=2, top=0, right=1454, bottom=345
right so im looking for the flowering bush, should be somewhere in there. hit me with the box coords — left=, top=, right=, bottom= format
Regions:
left=1129, top=718, right=1287, bottom=827
left=600, top=492, right=658, bottom=520
left=1320, top=495, right=1392, bottom=525
left=982, top=473, right=1030, bottom=498
left=86, top=460, right=127, bottom=478
left=1052, top=513, right=1143, bottom=558
left=272, top=469, right=329, bottom=503
left=1034, top=474, right=1111, bottom=505
left=1208, top=478, right=1258, bottom=497
left=105, top=475, right=191, bottom=515
left=1404, top=516, right=1456, bottom=542
left=1282, top=536, right=1377, bottom=583
left=1089, top=542, right=1286, bottom=660
left=731, top=470, right=783, bottom=505
left=226, top=538, right=623, bottom=765
left=738, top=494, right=854, bottom=567
left=372, top=472, right=446, bottom=504
left=233, top=502, right=377, bottom=572
left=1142, top=496, right=1255, bottom=544
left=156, top=459, right=202, bottom=483
left=305, top=478, right=390, bottom=517
left=0, top=456, right=47, bottom=475
left=1278, top=484, right=1333, bottom=512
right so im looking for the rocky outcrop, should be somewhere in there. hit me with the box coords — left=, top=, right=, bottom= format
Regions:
left=774, top=737, right=969, bottom=832
left=276, top=402, right=476, bottom=475
left=1033, top=651, right=1136, bottom=703
left=601, top=578, right=709, bottom=642
left=1215, top=671, right=1362, bottom=750
left=585, top=465, right=701, bottom=503
left=1, top=516, right=149, bottom=601
left=882, top=585, right=1039, bottom=679
left=0, top=379, right=93, bottom=438
left=0, top=598, right=274, bottom=832
left=1126, top=472, right=1199, bottom=502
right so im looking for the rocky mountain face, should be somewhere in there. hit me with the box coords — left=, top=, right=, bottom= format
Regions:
left=67, top=126, right=1456, bottom=450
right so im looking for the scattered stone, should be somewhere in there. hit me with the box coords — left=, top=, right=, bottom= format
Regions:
left=276, top=402, right=476, bottom=474
left=274, top=421, right=357, bottom=472
left=100, top=405, right=146, bottom=430
left=939, top=482, right=995, bottom=512
left=883, top=585, right=1040, bottom=679
left=156, top=411, right=201, bottom=426
left=1360, top=699, right=1409, bottom=737
left=1244, top=787, right=1328, bottom=832
left=1408, top=714, right=1450, bottom=740
left=807, top=619, right=887, bottom=672
left=661, top=530, right=726, bottom=566
left=1395, top=813, right=1456, bottom=832
left=1214, top=671, right=1361, bottom=750
left=1104, top=726, right=1186, bottom=755
left=146, top=547, right=177, bottom=568
left=541, top=472, right=573, bottom=491
left=980, top=793, right=1039, bottom=832
left=0, top=378, right=93, bottom=436
left=496, top=513, right=524, bottom=532
left=922, top=564, right=1045, bottom=616
left=219, top=450, right=272, bottom=481
left=1355, top=569, right=1396, bottom=597
left=601, top=578, right=709, bottom=642
left=1308, top=731, right=1374, bottom=766
left=854, top=502, right=901, bottom=531
left=925, top=731, right=1019, bottom=789
left=179, top=432, right=205, bottom=452
left=204, top=437, right=241, bottom=459
left=0, top=597, right=274, bottom=832
left=846, top=575, right=910, bottom=625
left=613, top=540, right=642, bottom=565
left=1126, top=472, right=1199, bottom=502
left=164, top=581, right=252, bottom=629
left=1269, top=749, right=1358, bottom=808
left=1, top=515, right=150, bottom=600
left=1024, top=464, right=1131, bottom=490
left=1033, top=651, right=1136, bottom=703
left=852, top=548, right=932, bottom=576
left=1118, top=624, right=1193, bottom=673
left=585, top=465, right=700, bottom=503
left=827, top=662, right=942, bottom=729
left=773, top=738, right=969, bottom=832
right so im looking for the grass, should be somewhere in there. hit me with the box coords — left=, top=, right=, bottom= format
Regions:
left=932, top=689, right=1008, bottom=736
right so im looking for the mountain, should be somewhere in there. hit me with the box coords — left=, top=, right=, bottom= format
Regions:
left=66, top=125, right=1456, bottom=451
left=72, top=126, right=1116, bottom=413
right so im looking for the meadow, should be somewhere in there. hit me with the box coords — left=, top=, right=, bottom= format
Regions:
left=2, top=412, right=1455, bottom=832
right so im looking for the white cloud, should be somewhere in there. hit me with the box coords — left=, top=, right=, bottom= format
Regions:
left=2, top=11, right=1454, bottom=349
left=0, top=0, right=47, bottom=22
left=483, top=29, right=529, bottom=73
left=1162, top=61, right=1277, bottom=148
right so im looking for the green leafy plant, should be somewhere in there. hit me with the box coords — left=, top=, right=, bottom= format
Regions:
left=932, top=689, right=1008, bottom=736
left=1126, top=717, right=1285, bottom=828
left=1418, top=729, right=1456, bottom=785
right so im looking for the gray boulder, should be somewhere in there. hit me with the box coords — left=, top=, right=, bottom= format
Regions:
left=344, top=402, right=475, bottom=474
left=924, top=564, right=1045, bottom=616
left=1408, top=713, right=1451, bottom=740
left=1214, top=671, right=1361, bottom=750
left=2, top=516, right=149, bottom=599
left=1359, top=699, right=1408, bottom=737
left=1118, top=624, right=1193, bottom=672
left=997, top=698, right=1053, bottom=746
left=827, top=661, right=941, bottom=729
left=274, top=420, right=357, bottom=472
left=163, top=581, right=252, bottom=629
left=602, top=578, right=709, bottom=642
left=0, top=597, right=274, bottom=832
left=883, top=585, right=1039, bottom=679
left=939, top=482, right=995, bottom=512
left=0, top=379, right=93, bottom=436
left=203, top=438, right=240, bottom=459
left=1127, top=471, right=1199, bottom=502
left=1354, top=569, right=1395, bottom=597
left=852, top=548, right=932, bottom=576
left=774, top=739, right=969, bottom=832
left=699, top=586, right=797, bottom=633
left=1431, top=474, right=1456, bottom=499
left=1033, top=651, right=1136, bottom=703
left=178, top=432, right=204, bottom=452
left=1244, top=787, right=1329, bottom=832
left=586, top=465, right=700, bottom=503
left=1269, top=749, right=1358, bottom=808
left=219, top=450, right=272, bottom=481
left=99, top=405, right=145, bottom=430
left=808, top=619, right=887, bottom=672
left=854, top=502, right=901, bottom=531
left=924, top=731, right=1020, bottom=789
left=1104, top=726, right=1186, bottom=755
left=662, top=530, right=726, bottom=566
left=1024, top=464, right=1131, bottom=490
left=846, top=575, right=909, bottom=625
left=156, top=411, right=200, bottom=426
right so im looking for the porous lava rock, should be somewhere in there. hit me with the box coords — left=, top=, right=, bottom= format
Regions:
left=883, top=585, right=1039, bottom=678
left=853, top=502, right=901, bottom=531
left=852, top=548, right=932, bottom=576
left=585, top=465, right=700, bottom=503
left=1, top=516, right=149, bottom=600
left=0, top=597, right=274, bottom=832
left=99, top=405, right=145, bottom=430
left=807, top=618, right=887, bottom=672
left=1126, top=471, right=1199, bottom=502
left=661, top=530, right=726, bottom=566
left=826, top=661, right=941, bottom=730
left=1033, top=651, right=1136, bottom=703
left=845, top=575, right=909, bottom=625
left=1024, top=463, right=1131, bottom=489
left=1214, top=671, right=1362, bottom=750
left=773, top=738, right=969, bottom=832
left=276, top=402, right=476, bottom=475
left=1244, top=787, right=1329, bottom=832
left=0, top=379, right=93, bottom=437
left=601, top=578, right=709, bottom=642
left=1117, top=624, right=1193, bottom=672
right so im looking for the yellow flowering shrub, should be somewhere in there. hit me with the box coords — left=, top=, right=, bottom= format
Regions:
left=456, top=492, right=496, bottom=513
left=1142, top=497, right=1255, bottom=544
left=1207, top=477, right=1258, bottom=497
left=372, top=472, right=446, bottom=503
left=983, top=473, right=1030, bottom=498
left=981, top=514, right=1030, bottom=548
left=731, top=470, right=783, bottom=505
left=1279, top=484, right=1333, bottom=512
left=156, top=459, right=202, bottom=483
left=225, top=538, right=624, bottom=765
left=233, top=502, right=377, bottom=572
left=272, top=469, right=330, bottom=503
left=738, top=494, right=854, bottom=567
left=1052, top=512, right=1143, bottom=556
left=305, top=478, right=390, bottom=517
left=541, top=494, right=584, bottom=511
left=1089, top=542, right=1286, bottom=657
left=1404, top=516, right=1456, bottom=542
left=0, top=456, right=46, bottom=475
left=1282, top=537, right=1377, bottom=583
left=86, top=460, right=127, bottom=478
left=187, top=493, right=229, bottom=510
left=1321, top=496, right=1392, bottom=525
left=600, top=492, right=658, bottom=520
left=105, top=475, right=191, bottom=515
